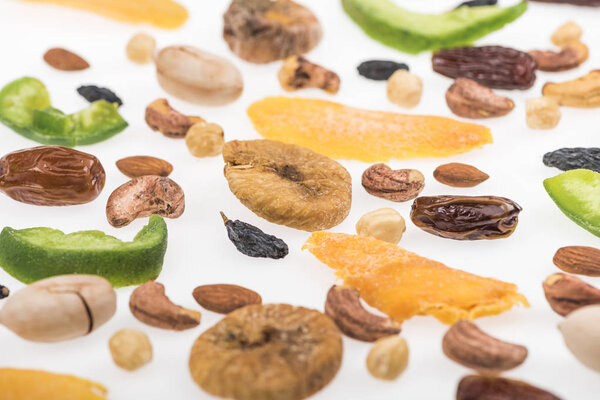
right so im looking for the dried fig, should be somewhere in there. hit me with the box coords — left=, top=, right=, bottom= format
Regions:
left=223, top=140, right=352, bottom=231
left=189, top=304, right=342, bottom=400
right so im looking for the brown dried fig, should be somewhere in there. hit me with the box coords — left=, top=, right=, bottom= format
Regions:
left=223, top=139, right=352, bottom=231
left=362, top=163, right=424, bottom=202
left=542, top=70, right=600, bottom=108
left=446, top=78, right=514, bottom=119
left=543, top=273, right=600, bottom=316
left=106, top=176, right=185, bottom=228
left=278, top=55, right=340, bottom=94
left=145, top=98, right=205, bottom=138
left=529, top=47, right=580, bottom=72
left=116, top=156, right=173, bottom=178
left=457, top=375, right=562, bottom=400
left=192, top=284, right=262, bottom=314
left=189, top=304, right=342, bottom=400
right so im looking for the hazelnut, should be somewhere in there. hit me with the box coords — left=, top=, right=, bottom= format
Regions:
left=551, top=21, right=583, bottom=47
left=366, top=336, right=409, bottom=380
left=185, top=122, right=225, bottom=157
left=356, top=208, right=406, bottom=244
left=126, top=33, right=156, bottom=64
left=109, top=329, right=153, bottom=371
left=526, top=97, right=561, bottom=130
left=386, top=70, right=423, bottom=109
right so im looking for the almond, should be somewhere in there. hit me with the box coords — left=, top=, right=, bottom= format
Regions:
left=192, top=284, right=262, bottom=314
left=43, top=48, right=89, bottom=71
left=433, top=163, right=489, bottom=188
left=116, top=156, right=173, bottom=178
left=554, top=246, right=600, bottom=277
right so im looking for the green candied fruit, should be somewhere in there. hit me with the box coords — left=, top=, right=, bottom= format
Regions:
left=33, top=107, right=74, bottom=135
left=342, top=0, right=528, bottom=54
left=544, top=169, right=600, bottom=238
left=70, top=100, right=128, bottom=145
left=0, top=215, right=168, bottom=288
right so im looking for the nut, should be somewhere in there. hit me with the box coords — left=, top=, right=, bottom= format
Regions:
left=542, top=70, right=600, bottom=108
left=559, top=305, right=600, bottom=372
left=526, top=97, right=561, bottom=129
left=129, top=281, right=201, bottom=330
left=324, top=285, right=401, bottom=342
left=106, top=175, right=185, bottom=228
left=185, top=123, right=225, bottom=157
left=543, top=273, right=600, bottom=316
left=554, top=246, right=600, bottom=276
left=567, top=40, right=589, bottom=64
left=43, top=48, right=90, bottom=71
left=442, top=320, right=528, bottom=373
left=386, top=70, right=422, bottom=109
left=433, top=163, right=489, bottom=188
left=529, top=48, right=580, bottom=72
left=145, top=98, right=205, bottom=138
left=355, top=208, right=406, bottom=244
left=457, top=375, right=562, bottom=400
left=551, top=21, right=583, bottom=47
left=0, top=275, right=116, bottom=342
left=0, top=285, right=8, bottom=299
left=192, top=284, right=262, bottom=314
left=126, top=33, right=156, bottom=64
left=366, top=336, right=409, bottom=380
left=362, top=163, right=424, bottom=202
left=116, top=156, right=173, bottom=178
left=109, top=329, right=153, bottom=371
left=278, top=55, right=340, bottom=94
left=446, top=78, right=514, bottom=119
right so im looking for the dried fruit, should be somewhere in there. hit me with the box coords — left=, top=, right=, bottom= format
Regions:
left=325, top=285, right=401, bottom=342
left=223, top=139, right=352, bottom=231
left=543, top=148, right=600, bottom=173
left=456, top=0, right=498, bottom=7
left=366, top=336, right=409, bottom=380
left=529, top=47, right=580, bottom=72
left=116, top=155, right=173, bottom=178
left=278, top=55, right=340, bottom=94
left=457, top=375, right=562, bottom=400
left=532, top=0, right=600, bottom=5
left=553, top=246, right=600, bottom=276
left=559, top=305, right=600, bottom=372
left=106, top=175, right=185, bottom=227
left=192, top=284, right=262, bottom=314
left=355, top=208, right=406, bottom=244
left=542, top=70, right=600, bottom=108
left=220, top=212, right=288, bottom=259
left=185, top=122, right=225, bottom=157
left=0, top=146, right=105, bottom=206
left=526, top=97, right=561, bottom=129
left=411, top=196, right=522, bottom=240
left=130, top=281, right=201, bottom=330
left=109, top=329, right=153, bottom=371
left=156, top=46, right=243, bottom=106
left=77, top=85, right=123, bottom=106
left=247, top=97, right=492, bottom=162
left=0, top=285, right=9, bottom=299
left=304, top=232, right=528, bottom=324
left=189, top=304, right=342, bottom=400
left=442, top=320, right=527, bottom=373
left=543, top=273, right=600, bottom=316
left=223, top=0, right=322, bottom=64
left=0, top=368, right=108, bottom=400
left=434, top=163, right=489, bottom=188
left=0, top=216, right=168, bottom=287
left=551, top=22, right=583, bottom=47
left=357, top=60, right=409, bottom=81
left=446, top=78, right=514, bottom=119
left=126, top=33, right=156, bottom=64
left=362, top=164, right=424, bottom=202
left=43, top=48, right=89, bottom=71
left=432, top=46, right=537, bottom=90
left=145, top=98, right=204, bottom=138
left=386, top=70, right=422, bottom=109
left=0, top=275, right=116, bottom=342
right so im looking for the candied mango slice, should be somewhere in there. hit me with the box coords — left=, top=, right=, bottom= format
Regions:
left=303, top=232, right=528, bottom=324
left=247, top=97, right=492, bottom=162
left=0, top=369, right=107, bottom=400
left=24, top=0, right=188, bottom=29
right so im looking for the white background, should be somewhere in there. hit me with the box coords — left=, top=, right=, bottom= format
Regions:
left=1, top=0, right=600, bottom=399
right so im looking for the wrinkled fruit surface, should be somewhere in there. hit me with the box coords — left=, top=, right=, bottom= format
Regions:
left=221, top=212, right=289, bottom=259
left=457, top=375, right=562, bottom=400
left=544, top=148, right=600, bottom=173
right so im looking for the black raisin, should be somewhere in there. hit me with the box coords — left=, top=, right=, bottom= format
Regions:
left=77, top=85, right=123, bottom=106
left=357, top=60, right=409, bottom=81
left=543, top=148, right=600, bottom=173
left=455, top=0, right=498, bottom=8
left=221, top=212, right=288, bottom=259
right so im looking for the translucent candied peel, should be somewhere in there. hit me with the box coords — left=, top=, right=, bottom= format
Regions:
left=247, top=97, right=493, bottom=162
left=303, top=232, right=528, bottom=324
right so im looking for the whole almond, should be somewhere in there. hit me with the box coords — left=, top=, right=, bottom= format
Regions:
left=192, top=284, right=262, bottom=314
left=433, top=163, right=489, bottom=188
left=43, top=48, right=89, bottom=71
left=543, top=273, right=600, bottom=316
left=116, top=156, right=173, bottom=178
left=553, top=246, right=600, bottom=276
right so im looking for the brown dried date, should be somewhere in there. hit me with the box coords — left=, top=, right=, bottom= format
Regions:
left=432, top=46, right=537, bottom=90
left=0, top=146, right=105, bottom=206
left=457, top=375, right=562, bottom=400
left=410, top=195, right=522, bottom=240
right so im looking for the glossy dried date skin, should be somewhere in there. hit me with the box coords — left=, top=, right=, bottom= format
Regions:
left=432, top=46, right=537, bottom=90
left=543, top=148, right=600, bottom=173
left=457, top=375, right=562, bottom=400
left=357, top=60, right=409, bottom=81
left=0, top=146, right=105, bottom=206
left=410, top=195, right=522, bottom=240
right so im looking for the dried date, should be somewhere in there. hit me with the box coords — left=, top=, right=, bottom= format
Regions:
left=410, top=195, right=522, bottom=240
left=221, top=212, right=288, bottom=259
left=357, top=60, right=409, bottom=81
left=432, top=46, right=537, bottom=90
left=543, top=148, right=600, bottom=173
left=457, top=375, right=562, bottom=400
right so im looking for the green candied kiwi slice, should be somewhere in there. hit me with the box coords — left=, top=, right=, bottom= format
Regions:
left=341, top=0, right=528, bottom=54
left=0, top=215, right=168, bottom=288
left=69, top=100, right=127, bottom=145
left=544, top=169, right=600, bottom=238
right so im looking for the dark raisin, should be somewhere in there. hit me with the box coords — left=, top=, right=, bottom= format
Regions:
left=543, top=148, right=600, bottom=173
left=77, top=85, right=123, bottom=106
left=221, top=212, right=288, bottom=259
left=455, top=0, right=497, bottom=8
left=0, top=285, right=9, bottom=299
left=357, top=60, right=409, bottom=81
